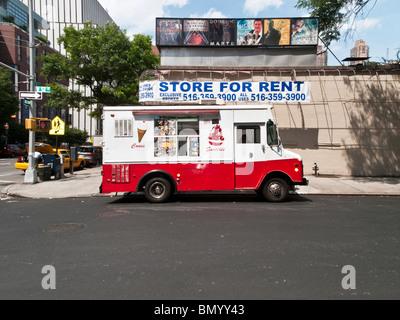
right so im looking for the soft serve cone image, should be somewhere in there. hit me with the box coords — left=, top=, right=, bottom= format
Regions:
left=137, top=121, right=148, bottom=143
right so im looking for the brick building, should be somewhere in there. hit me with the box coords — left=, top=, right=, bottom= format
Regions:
left=0, top=22, right=68, bottom=123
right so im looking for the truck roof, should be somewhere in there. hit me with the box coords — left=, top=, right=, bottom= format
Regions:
left=104, top=104, right=274, bottom=112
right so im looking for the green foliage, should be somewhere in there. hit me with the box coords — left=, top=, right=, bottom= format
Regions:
left=296, top=0, right=375, bottom=45
left=41, top=22, right=160, bottom=118
left=37, top=127, right=89, bottom=147
left=0, top=67, right=19, bottom=132
left=4, top=122, right=29, bottom=145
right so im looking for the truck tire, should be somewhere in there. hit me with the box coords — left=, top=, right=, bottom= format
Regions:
left=263, top=178, right=289, bottom=202
left=144, top=177, right=172, bottom=203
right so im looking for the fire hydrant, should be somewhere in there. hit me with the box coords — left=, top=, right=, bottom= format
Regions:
left=312, top=163, right=319, bottom=177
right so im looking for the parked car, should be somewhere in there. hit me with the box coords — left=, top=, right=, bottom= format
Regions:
left=0, top=144, right=27, bottom=158
left=78, top=146, right=103, bottom=167
left=15, top=143, right=85, bottom=172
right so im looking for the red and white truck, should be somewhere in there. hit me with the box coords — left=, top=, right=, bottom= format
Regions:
left=100, top=104, right=308, bottom=202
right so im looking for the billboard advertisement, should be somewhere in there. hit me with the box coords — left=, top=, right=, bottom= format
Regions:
left=209, top=19, right=236, bottom=46
left=237, top=19, right=263, bottom=46
left=183, top=20, right=209, bottom=46
left=156, top=19, right=183, bottom=46
left=262, top=19, right=290, bottom=46
left=156, top=17, right=319, bottom=47
left=291, top=18, right=319, bottom=45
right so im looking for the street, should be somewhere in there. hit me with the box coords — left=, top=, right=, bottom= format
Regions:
left=0, top=194, right=399, bottom=300
left=0, top=158, right=24, bottom=187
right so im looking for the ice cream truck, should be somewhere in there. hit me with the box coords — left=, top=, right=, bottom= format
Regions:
left=100, top=104, right=308, bottom=202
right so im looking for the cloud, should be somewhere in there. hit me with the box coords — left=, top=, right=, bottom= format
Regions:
left=341, top=18, right=382, bottom=33
left=243, top=0, right=284, bottom=16
left=98, top=0, right=188, bottom=38
left=189, top=8, right=227, bottom=19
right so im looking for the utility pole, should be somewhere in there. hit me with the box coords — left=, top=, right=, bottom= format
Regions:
left=24, top=0, right=37, bottom=184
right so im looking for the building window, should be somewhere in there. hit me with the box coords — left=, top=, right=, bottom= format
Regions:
left=17, top=35, right=22, bottom=61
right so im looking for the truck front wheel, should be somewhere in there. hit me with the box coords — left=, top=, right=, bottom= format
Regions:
left=144, top=177, right=172, bottom=203
left=263, top=178, right=289, bottom=202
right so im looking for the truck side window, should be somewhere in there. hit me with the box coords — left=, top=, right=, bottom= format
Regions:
left=114, top=119, right=133, bottom=137
left=154, top=116, right=200, bottom=157
left=237, top=125, right=261, bottom=144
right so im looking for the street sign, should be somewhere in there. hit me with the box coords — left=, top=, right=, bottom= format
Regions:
left=50, top=116, right=65, bottom=135
left=19, top=91, right=43, bottom=100
left=35, top=86, right=51, bottom=93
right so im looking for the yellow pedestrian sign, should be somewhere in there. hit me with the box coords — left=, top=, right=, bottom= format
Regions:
left=50, top=116, right=65, bottom=135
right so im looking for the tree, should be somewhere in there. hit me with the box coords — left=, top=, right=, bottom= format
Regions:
left=41, top=22, right=160, bottom=119
left=0, top=67, right=19, bottom=132
left=295, top=0, right=377, bottom=45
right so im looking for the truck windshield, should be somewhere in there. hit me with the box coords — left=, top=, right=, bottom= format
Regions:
left=267, top=120, right=279, bottom=146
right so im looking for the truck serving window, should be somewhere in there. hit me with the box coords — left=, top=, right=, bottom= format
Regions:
left=154, top=116, right=200, bottom=158
left=237, top=125, right=261, bottom=144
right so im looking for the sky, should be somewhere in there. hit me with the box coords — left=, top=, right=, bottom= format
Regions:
left=98, top=0, right=400, bottom=65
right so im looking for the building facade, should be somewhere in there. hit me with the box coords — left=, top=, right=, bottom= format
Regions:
left=350, top=40, right=370, bottom=65
left=0, top=23, right=68, bottom=122
left=0, top=1, right=70, bottom=125
left=20, top=0, right=114, bottom=145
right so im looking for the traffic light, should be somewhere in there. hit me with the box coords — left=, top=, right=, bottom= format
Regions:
left=37, top=119, right=51, bottom=131
left=25, top=118, right=51, bottom=132
left=25, top=119, right=37, bottom=130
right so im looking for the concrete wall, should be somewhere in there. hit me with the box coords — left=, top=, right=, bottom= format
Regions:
left=157, top=67, right=400, bottom=177
left=161, top=47, right=317, bottom=67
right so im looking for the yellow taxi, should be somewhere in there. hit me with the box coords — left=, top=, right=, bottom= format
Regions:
left=15, top=143, right=85, bottom=171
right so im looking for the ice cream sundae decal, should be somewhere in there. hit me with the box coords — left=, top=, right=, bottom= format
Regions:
left=131, top=121, right=147, bottom=149
left=208, top=125, right=225, bottom=146
left=207, top=125, right=225, bottom=152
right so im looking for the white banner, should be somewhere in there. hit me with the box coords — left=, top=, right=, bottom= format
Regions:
left=139, top=80, right=311, bottom=103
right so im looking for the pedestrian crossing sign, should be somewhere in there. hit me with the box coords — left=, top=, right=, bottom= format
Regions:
left=50, top=116, right=65, bottom=135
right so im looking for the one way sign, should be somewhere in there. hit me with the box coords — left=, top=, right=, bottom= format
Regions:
left=19, top=91, right=43, bottom=100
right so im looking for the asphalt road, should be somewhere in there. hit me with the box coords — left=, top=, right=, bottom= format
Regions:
left=0, top=194, right=399, bottom=300
left=0, top=158, right=24, bottom=186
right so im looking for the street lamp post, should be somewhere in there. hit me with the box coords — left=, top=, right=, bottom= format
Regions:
left=24, top=0, right=37, bottom=184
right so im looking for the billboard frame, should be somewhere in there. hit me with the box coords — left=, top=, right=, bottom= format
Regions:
left=156, top=17, right=319, bottom=48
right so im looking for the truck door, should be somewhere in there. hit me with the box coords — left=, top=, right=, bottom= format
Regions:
left=234, top=123, right=266, bottom=189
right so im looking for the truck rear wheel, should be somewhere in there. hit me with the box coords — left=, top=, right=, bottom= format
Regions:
left=144, top=177, right=172, bottom=203
left=263, top=178, right=289, bottom=202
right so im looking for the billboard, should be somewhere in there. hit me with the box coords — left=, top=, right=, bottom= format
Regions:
left=290, top=18, right=319, bottom=45
left=156, top=18, right=319, bottom=47
left=156, top=19, right=183, bottom=46
left=262, top=19, right=290, bottom=46
left=237, top=19, right=263, bottom=46
left=209, top=19, right=236, bottom=46
left=183, top=20, right=209, bottom=46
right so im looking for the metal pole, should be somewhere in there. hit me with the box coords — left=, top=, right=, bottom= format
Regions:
left=24, top=0, right=37, bottom=184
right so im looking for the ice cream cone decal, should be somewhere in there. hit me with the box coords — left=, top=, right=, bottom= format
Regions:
left=137, top=121, right=148, bottom=143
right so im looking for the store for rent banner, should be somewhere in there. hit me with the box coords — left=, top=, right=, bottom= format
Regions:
left=139, top=81, right=311, bottom=103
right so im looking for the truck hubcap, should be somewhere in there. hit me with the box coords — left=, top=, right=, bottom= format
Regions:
left=150, top=182, right=165, bottom=199
left=268, top=182, right=283, bottom=198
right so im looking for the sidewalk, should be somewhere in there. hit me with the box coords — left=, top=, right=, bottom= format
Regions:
left=1, top=167, right=400, bottom=199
